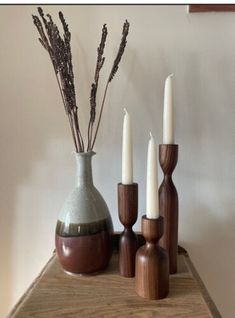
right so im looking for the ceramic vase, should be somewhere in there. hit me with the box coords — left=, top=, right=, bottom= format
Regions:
left=55, top=151, right=113, bottom=274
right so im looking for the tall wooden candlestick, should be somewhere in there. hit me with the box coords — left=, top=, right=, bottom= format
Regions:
left=118, top=183, right=138, bottom=277
left=135, top=215, right=169, bottom=300
left=159, top=144, right=178, bottom=274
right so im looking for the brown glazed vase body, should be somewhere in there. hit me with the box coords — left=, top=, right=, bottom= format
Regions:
left=55, top=152, right=113, bottom=274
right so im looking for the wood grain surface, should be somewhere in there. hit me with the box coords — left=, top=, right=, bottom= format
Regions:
left=135, top=216, right=169, bottom=300
left=8, top=249, right=221, bottom=318
left=189, top=5, right=235, bottom=13
left=118, top=183, right=138, bottom=277
left=159, top=144, right=178, bottom=274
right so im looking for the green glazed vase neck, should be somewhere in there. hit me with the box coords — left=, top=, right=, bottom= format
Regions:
left=75, top=152, right=95, bottom=186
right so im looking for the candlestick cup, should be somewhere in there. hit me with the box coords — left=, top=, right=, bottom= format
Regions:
left=118, top=183, right=138, bottom=277
left=135, top=215, right=169, bottom=300
left=159, top=144, right=178, bottom=274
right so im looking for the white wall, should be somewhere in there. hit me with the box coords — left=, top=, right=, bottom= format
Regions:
left=0, top=5, right=235, bottom=317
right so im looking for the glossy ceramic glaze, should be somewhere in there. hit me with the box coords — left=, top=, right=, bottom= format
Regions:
left=55, top=152, right=113, bottom=274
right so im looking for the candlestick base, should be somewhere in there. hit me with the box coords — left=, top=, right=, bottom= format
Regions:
left=159, top=144, right=178, bottom=274
left=118, top=183, right=138, bottom=277
left=135, top=215, right=169, bottom=300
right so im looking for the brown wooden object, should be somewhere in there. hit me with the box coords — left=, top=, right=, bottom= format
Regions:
left=159, top=144, right=178, bottom=274
left=189, top=4, right=235, bottom=13
left=118, top=183, right=138, bottom=277
left=135, top=215, right=169, bottom=300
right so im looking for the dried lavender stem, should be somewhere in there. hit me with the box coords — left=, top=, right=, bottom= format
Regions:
left=68, top=114, right=79, bottom=152
left=54, top=68, right=80, bottom=152
left=33, top=7, right=84, bottom=153
left=55, top=69, right=83, bottom=152
left=87, top=120, right=93, bottom=151
left=39, top=20, right=82, bottom=152
left=90, top=20, right=129, bottom=150
left=87, top=111, right=95, bottom=151
left=33, top=8, right=129, bottom=153
left=88, top=102, right=96, bottom=150
left=72, top=110, right=84, bottom=152
left=91, top=80, right=109, bottom=150
left=87, top=122, right=92, bottom=151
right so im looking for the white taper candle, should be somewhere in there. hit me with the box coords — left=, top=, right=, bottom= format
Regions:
left=146, top=133, right=159, bottom=219
left=122, top=108, right=133, bottom=184
left=163, top=74, right=174, bottom=144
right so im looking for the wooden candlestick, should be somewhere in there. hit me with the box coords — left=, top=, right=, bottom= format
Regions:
left=135, top=215, right=169, bottom=300
left=118, top=183, right=138, bottom=277
left=159, top=144, right=178, bottom=274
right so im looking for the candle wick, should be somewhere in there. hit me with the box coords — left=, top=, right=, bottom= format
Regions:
left=123, top=108, right=127, bottom=115
left=149, top=132, right=153, bottom=139
left=168, top=73, right=174, bottom=78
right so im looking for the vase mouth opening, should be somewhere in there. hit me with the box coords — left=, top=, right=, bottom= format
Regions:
left=74, top=151, right=96, bottom=157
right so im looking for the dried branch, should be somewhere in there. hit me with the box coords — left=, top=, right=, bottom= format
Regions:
left=108, top=20, right=129, bottom=82
left=87, top=24, right=107, bottom=151
left=33, top=7, right=129, bottom=153
left=32, top=7, right=84, bottom=152
left=91, top=20, right=129, bottom=150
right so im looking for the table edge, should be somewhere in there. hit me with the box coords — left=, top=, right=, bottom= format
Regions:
left=183, top=253, right=222, bottom=318
left=7, top=252, right=56, bottom=318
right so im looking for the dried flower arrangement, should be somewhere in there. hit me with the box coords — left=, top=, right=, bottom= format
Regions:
left=32, top=7, right=129, bottom=153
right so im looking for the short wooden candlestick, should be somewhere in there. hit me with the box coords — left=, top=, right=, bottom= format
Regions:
left=135, top=215, right=169, bottom=300
left=159, top=144, right=178, bottom=274
left=118, top=183, right=138, bottom=277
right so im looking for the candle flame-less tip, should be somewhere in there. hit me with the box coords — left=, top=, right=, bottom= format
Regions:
left=124, top=108, right=128, bottom=115
left=149, top=132, right=153, bottom=139
left=168, top=73, right=174, bottom=78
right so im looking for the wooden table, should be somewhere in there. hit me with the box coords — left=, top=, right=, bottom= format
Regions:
left=8, top=247, right=221, bottom=318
